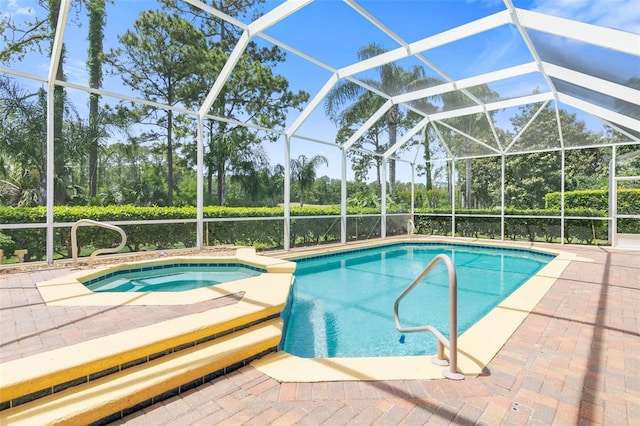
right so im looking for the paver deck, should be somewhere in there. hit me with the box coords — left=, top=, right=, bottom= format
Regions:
left=1, top=241, right=638, bottom=425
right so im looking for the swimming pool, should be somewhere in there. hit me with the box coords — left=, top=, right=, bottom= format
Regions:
left=282, top=242, right=554, bottom=358
left=84, top=263, right=263, bottom=292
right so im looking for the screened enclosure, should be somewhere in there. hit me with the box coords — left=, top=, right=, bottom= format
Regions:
left=0, top=0, right=638, bottom=263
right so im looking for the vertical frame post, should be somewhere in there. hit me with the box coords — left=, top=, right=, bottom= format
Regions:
left=284, top=135, right=291, bottom=250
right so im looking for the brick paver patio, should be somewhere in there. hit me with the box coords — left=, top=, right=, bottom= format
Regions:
left=1, top=242, right=638, bottom=425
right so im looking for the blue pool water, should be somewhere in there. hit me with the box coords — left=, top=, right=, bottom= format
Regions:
left=282, top=243, right=553, bottom=358
left=84, top=263, right=262, bottom=292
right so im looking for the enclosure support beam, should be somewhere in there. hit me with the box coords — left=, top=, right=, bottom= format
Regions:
left=45, top=0, right=71, bottom=264
left=199, top=31, right=249, bottom=116
left=338, top=10, right=509, bottom=78
left=343, top=100, right=393, bottom=151
left=451, top=159, right=456, bottom=238
left=560, top=149, right=566, bottom=244
left=501, top=155, right=505, bottom=241
left=46, top=93, right=55, bottom=264
left=284, top=135, right=291, bottom=251
left=610, top=146, right=617, bottom=247
left=385, top=117, right=429, bottom=159
left=381, top=158, right=387, bottom=238
left=518, top=8, right=639, bottom=56
left=560, top=147, right=566, bottom=244
left=411, top=163, right=416, bottom=221
left=560, top=94, right=640, bottom=133
left=196, top=117, right=204, bottom=249
left=287, top=74, right=338, bottom=139
left=505, top=0, right=560, bottom=110
left=341, top=149, right=347, bottom=244
left=544, top=62, right=640, bottom=106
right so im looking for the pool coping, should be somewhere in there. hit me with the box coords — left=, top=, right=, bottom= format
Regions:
left=251, top=236, right=583, bottom=381
left=34, top=247, right=296, bottom=306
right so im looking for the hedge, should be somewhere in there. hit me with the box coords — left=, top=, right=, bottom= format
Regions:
left=414, top=208, right=610, bottom=244
left=0, top=205, right=393, bottom=261
left=1, top=202, right=636, bottom=262
left=545, top=188, right=640, bottom=214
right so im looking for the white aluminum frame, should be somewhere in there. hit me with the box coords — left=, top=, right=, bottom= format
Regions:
left=1, top=0, right=638, bottom=264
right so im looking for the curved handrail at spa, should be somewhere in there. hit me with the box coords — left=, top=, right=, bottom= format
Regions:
left=71, top=219, right=127, bottom=268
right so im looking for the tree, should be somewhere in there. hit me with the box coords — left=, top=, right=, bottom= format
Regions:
left=438, top=85, right=499, bottom=208
left=308, top=176, right=342, bottom=205
left=0, top=75, right=93, bottom=206
left=95, top=138, right=169, bottom=206
left=332, top=91, right=387, bottom=188
left=41, top=0, right=71, bottom=205
left=290, top=154, right=328, bottom=206
left=0, top=2, right=48, bottom=63
left=107, top=10, right=208, bottom=206
left=2, top=0, right=119, bottom=204
left=468, top=156, right=502, bottom=208
left=406, top=104, right=439, bottom=190
left=166, top=0, right=309, bottom=206
left=325, top=43, right=439, bottom=195
left=86, top=0, right=107, bottom=198
left=505, top=102, right=605, bottom=208
left=0, top=78, right=48, bottom=204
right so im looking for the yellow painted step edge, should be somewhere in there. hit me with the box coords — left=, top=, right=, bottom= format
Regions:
left=1, top=318, right=283, bottom=426
left=0, top=301, right=284, bottom=402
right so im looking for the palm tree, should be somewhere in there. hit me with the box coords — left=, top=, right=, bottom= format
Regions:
left=332, top=91, right=386, bottom=189
left=325, top=43, right=440, bottom=195
left=0, top=162, right=41, bottom=206
left=290, top=154, right=328, bottom=206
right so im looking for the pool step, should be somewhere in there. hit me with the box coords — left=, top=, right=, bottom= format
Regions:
left=1, top=302, right=282, bottom=406
left=0, top=317, right=283, bottom=426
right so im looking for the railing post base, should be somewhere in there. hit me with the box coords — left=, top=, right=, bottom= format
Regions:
left=432, top=341, right=449, bottom=366
left=431, top=356, right=449, bottom=366
left=443, top=370, right=465, bottom=381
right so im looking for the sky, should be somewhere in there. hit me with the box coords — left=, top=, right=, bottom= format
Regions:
left=1, top=0, right=639, bottom=182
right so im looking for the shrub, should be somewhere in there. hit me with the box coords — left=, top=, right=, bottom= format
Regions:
left=545, top=188, right=640, bottom=211
left=0, top=232, right=15, bottom=257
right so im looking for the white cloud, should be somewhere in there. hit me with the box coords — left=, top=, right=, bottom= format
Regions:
left=530, top=0, right=640, bottom=33
left=65, top=58, right=89, bottom=84
left=3, top=0, right=38, bottom=19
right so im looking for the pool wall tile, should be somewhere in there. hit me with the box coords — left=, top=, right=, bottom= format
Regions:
left=88, top=411, right=122, bottom=426
left=2, top=311, right=282, bottom=412
left=173, top=342, right=196, bottom=353
left=11, top=387, right=52, bottom=408
left=121, top=399, right=153, bottom=418
left=89, top=366, right=120, bottom=381
left=86, top=346, right=277, bottom=426
left=121, top=357, right=148, bottom=370
left=179, top=377, right=204, bottom=393
left=148, top=349, right=173, bottom=361
left=53, top=376, right=88, bottom=393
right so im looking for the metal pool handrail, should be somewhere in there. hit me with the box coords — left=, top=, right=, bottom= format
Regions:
left=71, top=219, right=127, bottom=268
left=393, top=253, right=465, bottom=380
left=407, top=219, right=415, bottom=234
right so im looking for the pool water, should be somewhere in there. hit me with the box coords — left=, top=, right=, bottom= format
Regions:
left=282, top=243, right=553, bottom=358
left=84, top=264, right=262, bottom=292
